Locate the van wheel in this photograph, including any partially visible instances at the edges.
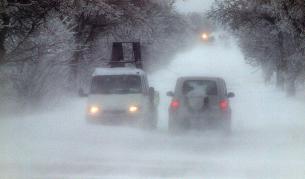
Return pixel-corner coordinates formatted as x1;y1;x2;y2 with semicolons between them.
143;112;157;130
143;119;157;130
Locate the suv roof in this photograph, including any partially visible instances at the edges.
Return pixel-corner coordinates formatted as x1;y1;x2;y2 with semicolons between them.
93;67;146;77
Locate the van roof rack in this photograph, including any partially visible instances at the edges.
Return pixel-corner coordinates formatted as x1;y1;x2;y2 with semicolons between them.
110;42;143;69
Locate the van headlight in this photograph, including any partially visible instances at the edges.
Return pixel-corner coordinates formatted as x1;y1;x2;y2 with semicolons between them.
128;105;139;113
88;105;101;115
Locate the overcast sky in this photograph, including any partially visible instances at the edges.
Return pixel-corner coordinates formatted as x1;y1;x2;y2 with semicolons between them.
175;0;215;13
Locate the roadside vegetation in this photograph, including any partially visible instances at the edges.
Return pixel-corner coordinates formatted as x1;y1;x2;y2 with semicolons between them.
209;0;305;96
0;0;212;113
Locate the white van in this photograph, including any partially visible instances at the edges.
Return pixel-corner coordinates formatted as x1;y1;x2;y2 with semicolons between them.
84;67;159;129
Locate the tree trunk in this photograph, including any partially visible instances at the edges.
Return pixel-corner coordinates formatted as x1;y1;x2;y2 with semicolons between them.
286;74;296;96
69;12;86;90
276;32;286;90
0;8;10;64
276;68;285;89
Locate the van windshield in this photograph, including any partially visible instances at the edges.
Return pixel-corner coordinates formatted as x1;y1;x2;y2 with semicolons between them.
90;75;142;94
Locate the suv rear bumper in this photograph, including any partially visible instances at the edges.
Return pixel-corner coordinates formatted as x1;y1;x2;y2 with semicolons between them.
169;110;231;129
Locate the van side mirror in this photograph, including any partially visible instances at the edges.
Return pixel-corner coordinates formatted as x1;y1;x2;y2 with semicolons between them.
166;91;174;97
227;92;235;98
78;89;88;97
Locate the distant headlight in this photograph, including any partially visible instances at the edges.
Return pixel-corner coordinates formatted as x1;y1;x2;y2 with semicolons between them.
88;106;101;115
201;33;209;40
128;105;139;113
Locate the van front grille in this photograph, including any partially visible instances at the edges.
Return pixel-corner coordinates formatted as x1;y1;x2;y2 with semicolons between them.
103;110;126;115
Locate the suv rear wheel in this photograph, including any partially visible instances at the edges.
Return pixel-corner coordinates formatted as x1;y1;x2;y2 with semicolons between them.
143;110;157;130
221;120;232;135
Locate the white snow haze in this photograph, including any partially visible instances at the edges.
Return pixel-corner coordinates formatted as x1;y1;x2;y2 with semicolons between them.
1;38;305;179
175;0;215;13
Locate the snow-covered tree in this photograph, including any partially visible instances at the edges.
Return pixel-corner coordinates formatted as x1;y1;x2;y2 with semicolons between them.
0;0;60;63
209;0;305;95
59;0;191;88
0;14;75;110
0;0;193;111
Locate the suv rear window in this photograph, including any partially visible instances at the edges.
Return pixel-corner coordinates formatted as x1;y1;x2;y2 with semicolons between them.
182;80;218;96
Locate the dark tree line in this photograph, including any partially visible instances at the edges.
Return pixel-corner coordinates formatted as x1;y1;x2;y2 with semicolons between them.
0;0;61;63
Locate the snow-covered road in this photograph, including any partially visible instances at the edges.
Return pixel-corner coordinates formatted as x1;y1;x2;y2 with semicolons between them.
1;43;305;179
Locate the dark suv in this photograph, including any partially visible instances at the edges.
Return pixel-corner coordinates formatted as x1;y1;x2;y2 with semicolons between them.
167;77;235;132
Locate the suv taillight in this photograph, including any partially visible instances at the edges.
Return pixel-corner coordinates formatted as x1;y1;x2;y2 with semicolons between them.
219;99;229;111
170;99;180;110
